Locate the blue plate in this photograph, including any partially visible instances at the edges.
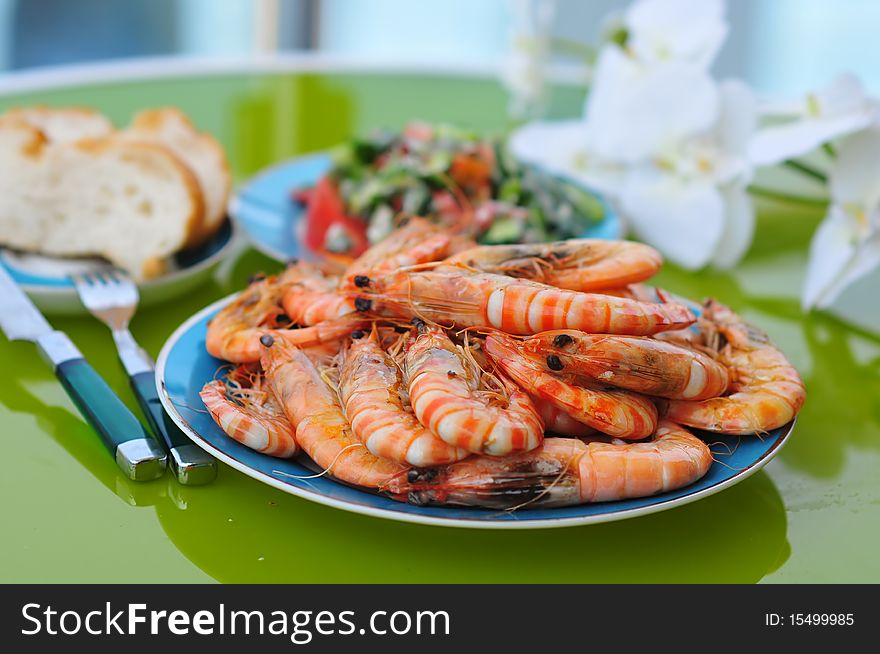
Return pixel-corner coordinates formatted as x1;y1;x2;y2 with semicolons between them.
1;219;236;315
230;153;624;263
156;296;795;529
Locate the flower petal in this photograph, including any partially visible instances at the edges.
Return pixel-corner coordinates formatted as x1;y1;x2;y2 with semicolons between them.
712;184;755;269
817;73;872;117
829;125;880;209
625;0;728;68
620;166;725;269
583;46;719;163
801;206;880;309
749;74;876;166
749;113;873;166
507;120;625;195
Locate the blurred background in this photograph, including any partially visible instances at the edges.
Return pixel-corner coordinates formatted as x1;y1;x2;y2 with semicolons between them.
1;0;880;95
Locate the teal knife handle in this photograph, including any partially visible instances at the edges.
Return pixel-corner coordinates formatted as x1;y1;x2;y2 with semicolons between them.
56;358;156;455
131;371;190;451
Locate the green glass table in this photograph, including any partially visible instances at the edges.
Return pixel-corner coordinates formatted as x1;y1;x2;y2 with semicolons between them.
1;61;878;583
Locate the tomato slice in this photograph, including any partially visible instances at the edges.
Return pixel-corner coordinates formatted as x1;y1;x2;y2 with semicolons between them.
303;176;369;256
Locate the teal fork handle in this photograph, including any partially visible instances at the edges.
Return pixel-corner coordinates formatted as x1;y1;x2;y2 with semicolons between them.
56;358;166;481
131;371;217;485
131;370;195;452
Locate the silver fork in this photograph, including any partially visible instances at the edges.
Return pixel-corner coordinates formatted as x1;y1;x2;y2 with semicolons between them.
73;270;217;485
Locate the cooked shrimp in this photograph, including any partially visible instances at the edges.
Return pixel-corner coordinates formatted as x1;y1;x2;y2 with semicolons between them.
261;340;410;491
405;322;543;456
664;300;806;434
286;290;354;326
200;366;298;457
353;268;695;336
405;421;712;508
443;239;663;292
522;330;729;401
276;259;351;326
338;329;469;466
535;399;598;437
485;331;658;439
206;275;289;362
343;217;451;283
208;304;364;363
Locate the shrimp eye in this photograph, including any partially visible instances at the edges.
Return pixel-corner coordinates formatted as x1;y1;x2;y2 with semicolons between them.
552;334;573;348
353;275;371;288
354;298;373;312
410;317;426;331
546;355;564;371
407;468;439;483
260;334;275;348
248;273;266;284
351;330;365;340
447;370;457;379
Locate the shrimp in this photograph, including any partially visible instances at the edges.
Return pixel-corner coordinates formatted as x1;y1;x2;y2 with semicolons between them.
280;260;353;326
521;330;729;401
285;289;354;326
485;331;658;439
352;267;695;336
261;339;410;491
205;263;366;363
343;217;452;284
208;307;364;363
535;399;598;437
405;421;712;508
663;300;806;434
443;239;663;292
206;275;288;362
338;329;470;466
200;366;298;457
405;322;544;456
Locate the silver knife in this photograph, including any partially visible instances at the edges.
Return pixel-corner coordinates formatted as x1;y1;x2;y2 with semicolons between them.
0;265;166;480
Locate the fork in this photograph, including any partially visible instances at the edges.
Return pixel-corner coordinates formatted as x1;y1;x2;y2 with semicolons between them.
73;270;217;485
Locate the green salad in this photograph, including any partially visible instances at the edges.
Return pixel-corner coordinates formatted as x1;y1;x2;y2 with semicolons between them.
296;123;606;257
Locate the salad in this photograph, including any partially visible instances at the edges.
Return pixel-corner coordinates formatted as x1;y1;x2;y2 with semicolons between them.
293;123;606;258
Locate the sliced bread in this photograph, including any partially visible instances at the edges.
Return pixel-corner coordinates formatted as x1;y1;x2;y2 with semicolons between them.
0;120;203;279
122;107;230;240
0;106;114;143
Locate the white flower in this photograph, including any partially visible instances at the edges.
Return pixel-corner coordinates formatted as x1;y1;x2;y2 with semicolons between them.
508;0;759;270
749;74;878;166
510;79;757;269
802;126;880;310
502;0;557;120
619;80;757;269
624;0;728;69
583;45;719;163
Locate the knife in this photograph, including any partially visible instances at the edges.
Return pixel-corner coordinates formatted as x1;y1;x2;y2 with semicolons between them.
0;266;166;481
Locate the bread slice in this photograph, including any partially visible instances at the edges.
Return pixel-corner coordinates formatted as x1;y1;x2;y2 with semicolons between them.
0;120;203;280
0;106;113;143
122;108;230;240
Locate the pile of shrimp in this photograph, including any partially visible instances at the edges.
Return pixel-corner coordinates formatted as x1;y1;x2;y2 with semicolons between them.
199;217;806;509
